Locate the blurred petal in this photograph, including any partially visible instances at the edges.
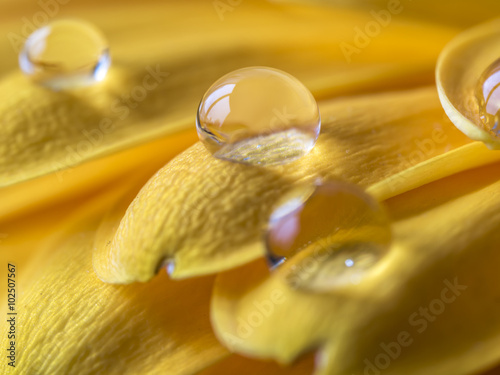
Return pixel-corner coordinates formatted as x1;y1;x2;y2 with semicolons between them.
0;129;197;224
483;365;500;375
93;86;500;284
272;0;500;27
211;162;500;375
196;353;314;375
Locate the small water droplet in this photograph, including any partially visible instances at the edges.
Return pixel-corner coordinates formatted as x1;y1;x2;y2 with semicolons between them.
266;178;391;291
19;19;110;90
196;67;321;166
475;58;500;137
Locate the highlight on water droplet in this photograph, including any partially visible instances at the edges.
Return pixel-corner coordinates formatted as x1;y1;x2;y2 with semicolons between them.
475;58;500;137
196;66;321;166
19;19;111;90
266;178;391;291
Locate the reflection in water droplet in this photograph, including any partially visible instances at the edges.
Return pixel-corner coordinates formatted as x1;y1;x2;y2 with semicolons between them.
196;67;321;166
345;259;354;267
285;242;387;291
476;58;500;137
266;178;391;291
19;19;110;90
166;260;175;276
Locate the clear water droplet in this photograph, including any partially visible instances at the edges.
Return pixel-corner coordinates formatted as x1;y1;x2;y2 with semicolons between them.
475;58;500;137
19;19;110;90
266;178;391;291
196;67;321;166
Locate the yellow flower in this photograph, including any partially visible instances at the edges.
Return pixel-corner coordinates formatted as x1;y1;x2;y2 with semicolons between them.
2;0;500;374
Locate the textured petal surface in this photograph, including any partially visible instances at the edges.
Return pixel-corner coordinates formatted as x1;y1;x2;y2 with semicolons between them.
211;162;500;375
3;1;500;374
0;0;455;186
94;87;500;283
0;182;228;375
0;114;208;374
0;129;198;225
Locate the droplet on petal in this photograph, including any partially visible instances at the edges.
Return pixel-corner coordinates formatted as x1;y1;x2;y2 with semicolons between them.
436;19;500;148
476;58;500;136
266;178;391;291
19;19;110;90
196;67;321;166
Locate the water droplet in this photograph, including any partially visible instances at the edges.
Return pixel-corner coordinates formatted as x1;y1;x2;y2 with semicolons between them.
266;178;391;291
196;67;321;166
19;19;110;90
476;58;500;137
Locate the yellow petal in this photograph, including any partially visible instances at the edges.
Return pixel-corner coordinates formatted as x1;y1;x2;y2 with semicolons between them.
368;141;500;200
436;19;500;148
93;86;500;284
0;184;228;375
211;162;500;375
0;128;198;225
0;0;454;186
273;0;500;28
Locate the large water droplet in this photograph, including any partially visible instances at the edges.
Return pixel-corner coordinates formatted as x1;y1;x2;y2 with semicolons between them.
19;19;110;90
196;67;321;166
476;58;500;137
266;178;391;291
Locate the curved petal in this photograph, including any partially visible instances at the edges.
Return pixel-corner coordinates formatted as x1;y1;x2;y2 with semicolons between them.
0;185;228;375
93;86;500;284
0;0;454;186
211;162;500;375
0;129;198;225
436;19;500;148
